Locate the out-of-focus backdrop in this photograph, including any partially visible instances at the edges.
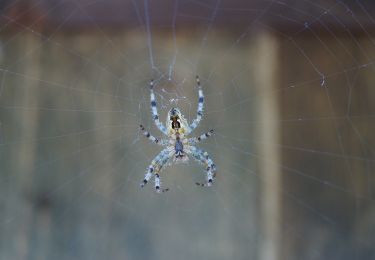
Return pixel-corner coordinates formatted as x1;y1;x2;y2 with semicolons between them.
0;0;374;260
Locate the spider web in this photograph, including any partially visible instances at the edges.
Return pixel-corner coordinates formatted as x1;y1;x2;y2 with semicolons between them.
0;0;374;259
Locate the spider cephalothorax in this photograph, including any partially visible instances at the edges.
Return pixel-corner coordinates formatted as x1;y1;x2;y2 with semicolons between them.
169;108;182;130
167;107;190;133
139;76;216;193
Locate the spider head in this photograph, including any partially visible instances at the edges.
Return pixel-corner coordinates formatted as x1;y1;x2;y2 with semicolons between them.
169;107;180;120
169;108;181;129
167;107;190;134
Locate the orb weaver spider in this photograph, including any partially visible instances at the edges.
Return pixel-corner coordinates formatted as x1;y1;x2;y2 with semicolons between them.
139;76;216;193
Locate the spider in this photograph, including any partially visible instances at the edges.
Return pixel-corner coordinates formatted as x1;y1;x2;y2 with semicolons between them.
139;76;216;193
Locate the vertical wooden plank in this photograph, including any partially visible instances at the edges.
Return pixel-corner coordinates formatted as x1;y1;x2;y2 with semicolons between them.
255;30;281;260
278;31;372;259
3;32;41;260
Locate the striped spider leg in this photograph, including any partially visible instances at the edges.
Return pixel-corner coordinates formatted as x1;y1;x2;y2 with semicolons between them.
186;75;204;135
140;147;174;193
139;124;168;146
185;146;217;187
149;79;168;136
187;129;214;145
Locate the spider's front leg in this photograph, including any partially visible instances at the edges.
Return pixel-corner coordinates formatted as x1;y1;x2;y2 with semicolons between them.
149;80;168;136
187;76;204;135
140;147;174;193
185;146;217;187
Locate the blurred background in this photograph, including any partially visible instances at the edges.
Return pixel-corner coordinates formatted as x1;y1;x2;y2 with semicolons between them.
0;0;374;259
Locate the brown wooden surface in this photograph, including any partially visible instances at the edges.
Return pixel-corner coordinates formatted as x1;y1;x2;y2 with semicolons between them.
279;33;375;260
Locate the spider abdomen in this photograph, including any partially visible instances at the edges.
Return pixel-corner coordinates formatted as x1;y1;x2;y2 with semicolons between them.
175;139;184;156
174;138;188;163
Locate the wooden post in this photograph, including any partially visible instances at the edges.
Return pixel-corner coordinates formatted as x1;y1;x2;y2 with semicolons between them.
6;32;41;259
255;30;281;260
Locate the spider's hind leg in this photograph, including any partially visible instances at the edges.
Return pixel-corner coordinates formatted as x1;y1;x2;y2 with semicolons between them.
155;173;169;193
195;164;216;187
186;146;216;187
140;148;173;193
